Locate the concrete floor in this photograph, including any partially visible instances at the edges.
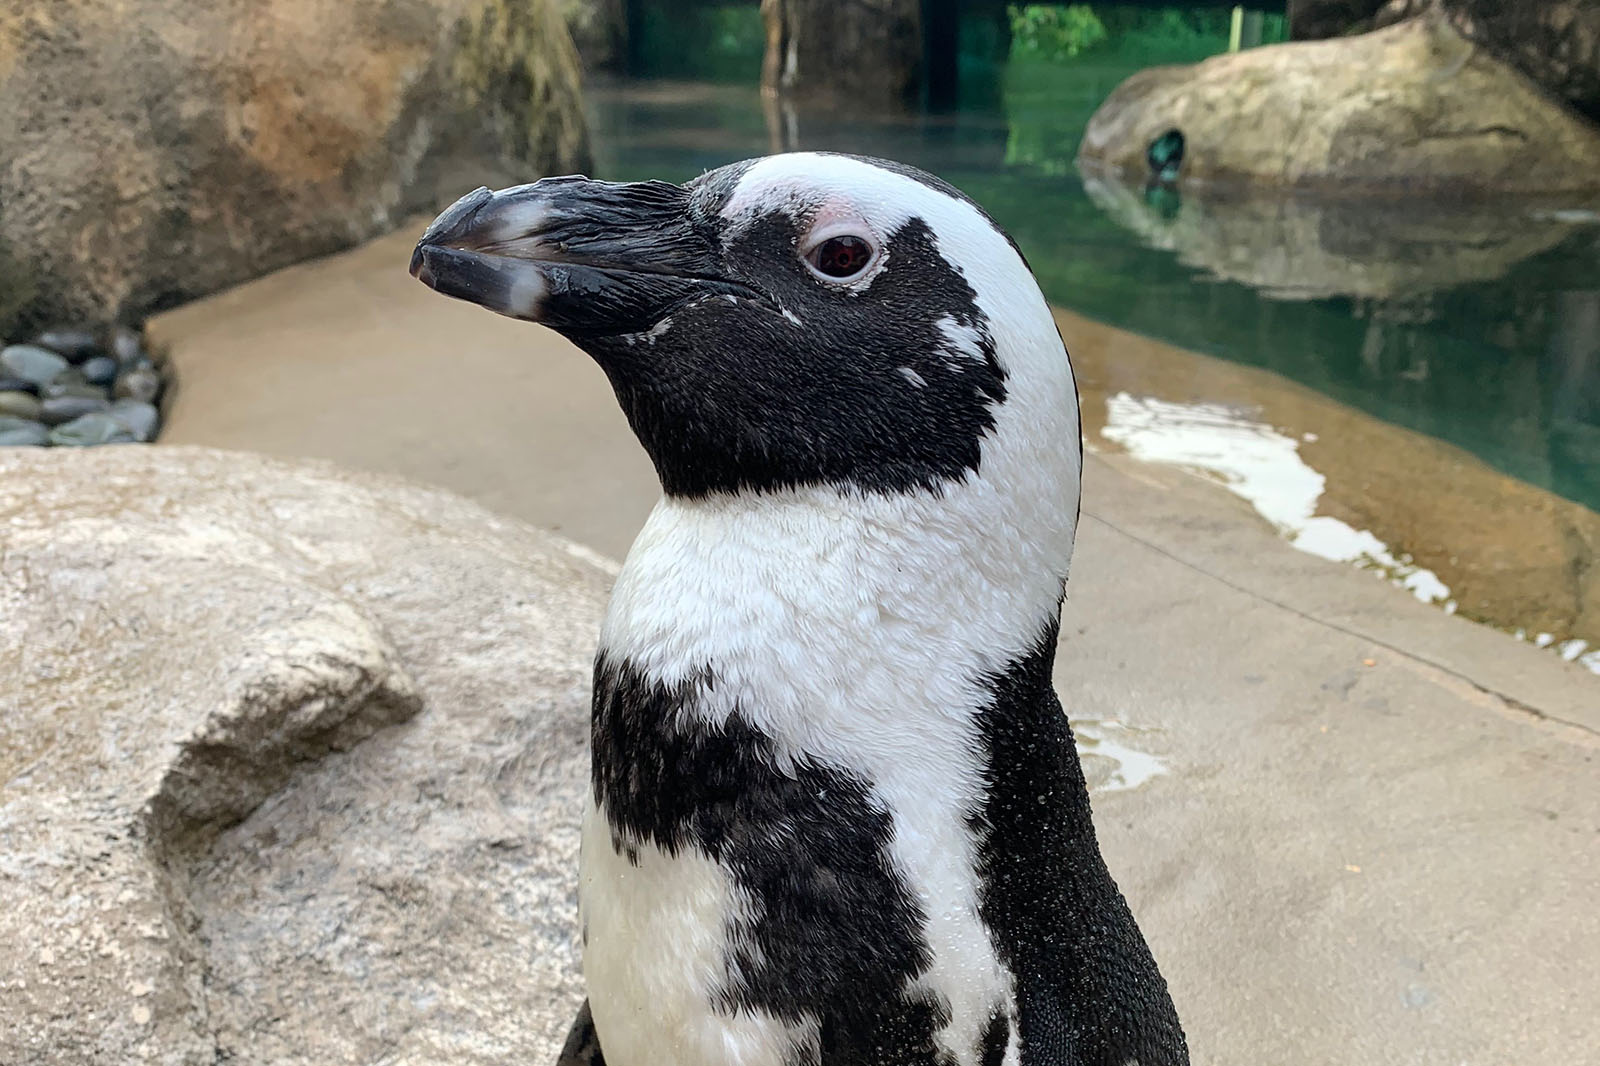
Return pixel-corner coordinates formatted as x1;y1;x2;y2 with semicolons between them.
152;223;1599;1065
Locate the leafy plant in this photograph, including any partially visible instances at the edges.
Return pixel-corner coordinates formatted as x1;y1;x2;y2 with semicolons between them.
1008;4;1110;61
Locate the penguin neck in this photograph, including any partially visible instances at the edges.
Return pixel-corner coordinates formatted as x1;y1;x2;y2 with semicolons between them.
600;479;1070;728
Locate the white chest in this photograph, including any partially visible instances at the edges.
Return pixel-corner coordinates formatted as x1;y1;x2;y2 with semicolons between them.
578;487;1063;1066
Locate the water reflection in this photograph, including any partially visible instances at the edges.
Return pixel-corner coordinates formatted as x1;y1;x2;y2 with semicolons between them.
1080;171;1590;304
586;76;1600;675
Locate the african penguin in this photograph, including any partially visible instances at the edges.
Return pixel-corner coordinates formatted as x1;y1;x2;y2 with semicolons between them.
410;152;1189;1066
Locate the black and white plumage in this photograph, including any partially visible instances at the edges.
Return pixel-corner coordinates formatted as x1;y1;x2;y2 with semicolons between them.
411;153;1188;1066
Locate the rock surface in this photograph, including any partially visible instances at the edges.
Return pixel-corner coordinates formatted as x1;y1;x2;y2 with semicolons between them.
0;0;590;336
0;447;611;1065
560;0;628;69
1078;14;1600;193
761;0;924;109
1443;0;1600;125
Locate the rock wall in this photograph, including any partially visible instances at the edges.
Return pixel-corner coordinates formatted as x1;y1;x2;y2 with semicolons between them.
761;0;923;109
1443;0;1600;125
1078;14;1600;194
0;447;611;1065
560;0;628;69
0;0;590;338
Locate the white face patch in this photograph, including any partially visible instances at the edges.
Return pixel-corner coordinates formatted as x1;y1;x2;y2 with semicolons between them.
482;190;552;244
935;315;988;369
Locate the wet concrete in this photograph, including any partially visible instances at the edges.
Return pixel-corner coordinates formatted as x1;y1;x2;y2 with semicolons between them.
150;221;1599;1065
1070;313;1600;671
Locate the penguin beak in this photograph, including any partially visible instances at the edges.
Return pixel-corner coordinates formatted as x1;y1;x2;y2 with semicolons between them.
409;177;759;336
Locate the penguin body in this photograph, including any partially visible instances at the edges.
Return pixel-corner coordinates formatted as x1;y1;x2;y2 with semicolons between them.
412;153;1188;1066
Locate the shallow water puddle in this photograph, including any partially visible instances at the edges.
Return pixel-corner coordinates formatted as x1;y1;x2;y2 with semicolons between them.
1100;392;1600;677
1072;718;1169;793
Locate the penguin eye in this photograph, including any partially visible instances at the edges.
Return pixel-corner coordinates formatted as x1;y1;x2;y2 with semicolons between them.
806;235;874;280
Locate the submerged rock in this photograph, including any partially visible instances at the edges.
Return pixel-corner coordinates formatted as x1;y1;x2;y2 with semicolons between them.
1078;15;1600;194
0;447;606;1065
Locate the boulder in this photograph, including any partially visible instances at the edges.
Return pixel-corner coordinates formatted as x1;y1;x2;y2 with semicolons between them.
1077;14;1600;194
0;0;590;339
0;447;613;1065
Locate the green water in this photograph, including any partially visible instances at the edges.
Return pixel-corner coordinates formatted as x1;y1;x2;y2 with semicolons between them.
585;57;1600;515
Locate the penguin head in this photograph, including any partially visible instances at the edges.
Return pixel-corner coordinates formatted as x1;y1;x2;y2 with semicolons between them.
411;152;1079;504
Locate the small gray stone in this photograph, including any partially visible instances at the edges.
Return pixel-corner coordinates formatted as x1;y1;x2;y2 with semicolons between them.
0;344;69;386
0;391;42;421
107;400;159;442
110;325;144;367
43;372;108;401
47;412;137;446
0;416;49;446
114;363;162;403
40;394;111;426
80;355;117;386
0;376;40;396
32;327;102;362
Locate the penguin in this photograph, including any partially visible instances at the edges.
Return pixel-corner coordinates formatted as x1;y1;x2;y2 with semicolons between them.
410;152;1189;1066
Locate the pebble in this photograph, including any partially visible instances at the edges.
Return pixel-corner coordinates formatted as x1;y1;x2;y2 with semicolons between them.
32;327;102;362
110;326;144;367
80;355;118;387
44;374;109;401
114;364;161;404
40;394;110;426
0;416;50;447
107;400;159;442
1;325;165;443
48;412;136;446
0;391;43;420
1;344;69;386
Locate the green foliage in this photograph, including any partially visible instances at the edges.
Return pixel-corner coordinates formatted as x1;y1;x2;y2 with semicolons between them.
1006;5;1288;66
1008;5;1109;61
633;2;765;82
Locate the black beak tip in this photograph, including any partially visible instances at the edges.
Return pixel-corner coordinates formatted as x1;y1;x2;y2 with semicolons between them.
408;243;433;286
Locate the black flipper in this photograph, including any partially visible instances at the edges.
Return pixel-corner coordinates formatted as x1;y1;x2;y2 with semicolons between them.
556;999;606;1066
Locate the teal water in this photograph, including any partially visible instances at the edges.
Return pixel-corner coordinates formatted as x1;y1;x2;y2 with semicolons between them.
585;69;1600;518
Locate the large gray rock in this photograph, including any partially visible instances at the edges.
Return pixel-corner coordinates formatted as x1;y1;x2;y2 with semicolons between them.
0;447;612;1065
0;0;590;339
1078;14;1600;193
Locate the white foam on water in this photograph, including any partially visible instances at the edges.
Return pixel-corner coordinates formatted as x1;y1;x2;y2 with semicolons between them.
1101;393;1451;604
1072;719;1168;793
